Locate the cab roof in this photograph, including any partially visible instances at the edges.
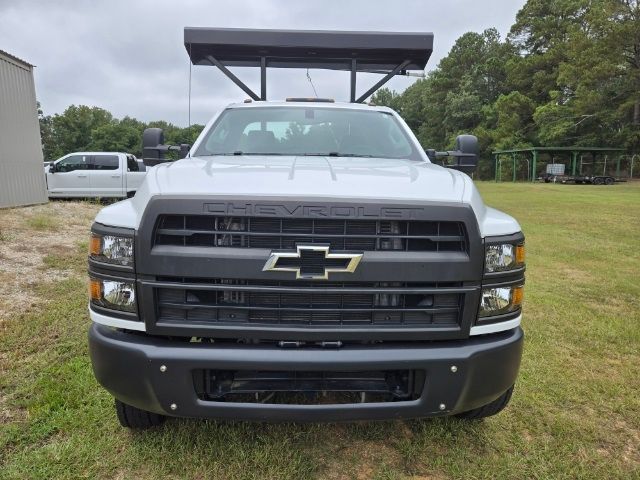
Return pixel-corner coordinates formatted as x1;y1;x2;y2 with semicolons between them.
224;100;394;112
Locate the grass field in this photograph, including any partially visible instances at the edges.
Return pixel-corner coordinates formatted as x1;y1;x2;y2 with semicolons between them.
1;182;639;479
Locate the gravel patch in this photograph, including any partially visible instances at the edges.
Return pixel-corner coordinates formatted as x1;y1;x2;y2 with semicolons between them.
0;201;101;322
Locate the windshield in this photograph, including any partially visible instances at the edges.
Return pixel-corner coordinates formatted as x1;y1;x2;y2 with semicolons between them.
194;106;420;159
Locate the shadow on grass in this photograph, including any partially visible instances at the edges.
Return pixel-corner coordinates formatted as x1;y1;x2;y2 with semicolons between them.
122;415;489;478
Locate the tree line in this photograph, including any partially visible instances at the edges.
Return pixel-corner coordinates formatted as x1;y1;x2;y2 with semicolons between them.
372;0;639;179
38;103;204;161
38;0;638;179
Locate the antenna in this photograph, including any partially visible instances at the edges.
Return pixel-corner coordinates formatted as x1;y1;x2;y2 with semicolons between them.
306;68;319;98
188;42;192;128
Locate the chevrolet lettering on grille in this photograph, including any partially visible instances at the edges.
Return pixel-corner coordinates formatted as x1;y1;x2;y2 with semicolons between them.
262;245;363;280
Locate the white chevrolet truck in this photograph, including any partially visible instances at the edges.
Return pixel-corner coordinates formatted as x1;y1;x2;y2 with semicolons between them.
87;28;525;428
46;152;146;198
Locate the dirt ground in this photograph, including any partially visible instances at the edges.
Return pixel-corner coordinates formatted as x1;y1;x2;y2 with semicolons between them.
0;200;100;322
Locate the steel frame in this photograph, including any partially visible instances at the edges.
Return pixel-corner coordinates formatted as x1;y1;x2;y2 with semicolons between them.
206;54;412;103
492;147;626;182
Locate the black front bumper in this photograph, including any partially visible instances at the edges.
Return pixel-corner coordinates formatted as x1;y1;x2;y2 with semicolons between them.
89;324;523;422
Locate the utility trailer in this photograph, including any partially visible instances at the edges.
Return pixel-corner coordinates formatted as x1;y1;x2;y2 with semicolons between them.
567;175;623;185
542;174;622;185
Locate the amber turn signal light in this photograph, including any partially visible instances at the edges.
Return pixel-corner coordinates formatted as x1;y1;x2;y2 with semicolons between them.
512;285;524;307
515;244;525;265
89;278;102;301
89;234;102;256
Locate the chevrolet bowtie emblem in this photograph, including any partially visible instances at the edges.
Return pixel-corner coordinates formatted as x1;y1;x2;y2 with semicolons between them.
262;245;363;280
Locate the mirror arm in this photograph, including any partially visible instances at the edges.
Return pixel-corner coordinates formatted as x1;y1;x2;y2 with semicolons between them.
430;134;479;174
142;143;191;167
434;151;476;158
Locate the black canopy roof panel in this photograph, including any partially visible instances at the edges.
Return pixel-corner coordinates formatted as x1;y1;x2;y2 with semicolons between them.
183;27;434;102
184;27;433;71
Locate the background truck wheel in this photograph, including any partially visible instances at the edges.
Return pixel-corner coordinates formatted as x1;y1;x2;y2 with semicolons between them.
456;385;514;420
115;399;166;429
604;177;614;185
593;177;604;185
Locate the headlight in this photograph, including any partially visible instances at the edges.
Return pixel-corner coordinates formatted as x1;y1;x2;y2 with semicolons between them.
90;278;137;313
90;233;134;267
479;285;523;318
485;243;525;273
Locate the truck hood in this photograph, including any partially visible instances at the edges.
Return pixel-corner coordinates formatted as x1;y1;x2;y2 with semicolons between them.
147;155;467;203
95;155;522;237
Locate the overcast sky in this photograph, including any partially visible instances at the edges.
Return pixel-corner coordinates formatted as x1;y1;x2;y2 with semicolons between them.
1;0;525;126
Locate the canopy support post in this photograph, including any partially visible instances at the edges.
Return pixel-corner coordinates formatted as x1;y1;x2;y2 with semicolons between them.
260;56;267;100
350;59;357;103
206;55;260;101
355;59;411;103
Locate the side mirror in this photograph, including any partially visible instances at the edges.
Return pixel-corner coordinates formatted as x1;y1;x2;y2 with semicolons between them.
432;135;479;175
449;135;478;174
142;128;166;167
142;128;191;167
49;163;56;173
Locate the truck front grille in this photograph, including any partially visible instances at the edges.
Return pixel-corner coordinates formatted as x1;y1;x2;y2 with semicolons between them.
136;199;484;340
153;278;465;327
193;369;425;404
154;215;467;252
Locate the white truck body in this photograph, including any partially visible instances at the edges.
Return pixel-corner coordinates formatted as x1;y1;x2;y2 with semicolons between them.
46;152;146;198
94;102;522;336
96;102;520;238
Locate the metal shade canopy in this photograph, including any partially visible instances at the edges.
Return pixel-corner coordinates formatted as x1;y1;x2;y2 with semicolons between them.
184;27;433;102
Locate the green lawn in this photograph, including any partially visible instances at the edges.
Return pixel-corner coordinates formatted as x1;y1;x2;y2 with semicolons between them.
1;183;639;479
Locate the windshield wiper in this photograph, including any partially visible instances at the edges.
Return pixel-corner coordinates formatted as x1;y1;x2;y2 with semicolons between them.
198;152;240;156
328;152;375;158
201;152;376;158
201;151;289;156
299;153;375;158
233;151;289;156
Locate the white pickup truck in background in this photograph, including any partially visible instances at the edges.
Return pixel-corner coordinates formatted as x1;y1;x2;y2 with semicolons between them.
45;152;147;198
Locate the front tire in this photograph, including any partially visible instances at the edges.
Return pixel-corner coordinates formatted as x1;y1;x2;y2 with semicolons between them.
456;385;514;420
115;399;166;429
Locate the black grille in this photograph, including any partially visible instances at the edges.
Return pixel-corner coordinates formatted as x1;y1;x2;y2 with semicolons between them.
154;215;467;252
153;278;465;327
193;369;424;403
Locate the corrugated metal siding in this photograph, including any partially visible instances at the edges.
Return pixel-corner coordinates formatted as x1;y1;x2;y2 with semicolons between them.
0;51;47;208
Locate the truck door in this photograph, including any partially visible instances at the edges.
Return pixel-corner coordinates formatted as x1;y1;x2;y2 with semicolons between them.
124;154;146;194
46;154;92;197
89;154;123;197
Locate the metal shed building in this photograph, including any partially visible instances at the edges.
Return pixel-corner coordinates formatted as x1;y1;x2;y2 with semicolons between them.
0;49;47;208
